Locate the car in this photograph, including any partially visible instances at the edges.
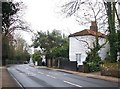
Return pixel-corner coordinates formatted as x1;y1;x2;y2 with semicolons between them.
23;61;28;64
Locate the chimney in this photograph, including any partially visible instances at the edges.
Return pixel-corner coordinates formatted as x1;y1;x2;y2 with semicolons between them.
90;21;97;32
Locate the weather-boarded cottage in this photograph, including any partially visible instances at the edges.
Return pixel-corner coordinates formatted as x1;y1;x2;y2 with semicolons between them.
69;21;109;67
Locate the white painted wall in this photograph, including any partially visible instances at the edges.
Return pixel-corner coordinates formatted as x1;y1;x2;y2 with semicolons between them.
98;38;110;60
118;2;120;20
69;35;109;65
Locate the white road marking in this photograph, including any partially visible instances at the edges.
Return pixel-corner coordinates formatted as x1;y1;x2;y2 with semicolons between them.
46;75;56;79
38;72;44;74
27;72;36;76
63;81;82;87
63;73;68;75
26;68;29;69
32;73;36;76
46;75;50;76
8;71;24;89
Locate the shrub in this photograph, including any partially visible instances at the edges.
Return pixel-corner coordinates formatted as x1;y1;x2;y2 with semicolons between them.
83;61;100;72
88;62;100;72
85;42;101;72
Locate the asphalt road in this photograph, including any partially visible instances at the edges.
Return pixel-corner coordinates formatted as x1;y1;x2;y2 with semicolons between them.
7;64;119;88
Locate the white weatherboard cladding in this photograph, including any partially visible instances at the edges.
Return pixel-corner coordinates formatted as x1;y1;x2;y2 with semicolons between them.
69;35;109;65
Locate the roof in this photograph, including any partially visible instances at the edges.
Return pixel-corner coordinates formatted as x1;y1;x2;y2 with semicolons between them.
69;29;106;38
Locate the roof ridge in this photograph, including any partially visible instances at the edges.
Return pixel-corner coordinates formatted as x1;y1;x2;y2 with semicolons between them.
69;29;105;38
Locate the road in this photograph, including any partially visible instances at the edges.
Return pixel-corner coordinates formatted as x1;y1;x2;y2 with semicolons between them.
7;64;118;88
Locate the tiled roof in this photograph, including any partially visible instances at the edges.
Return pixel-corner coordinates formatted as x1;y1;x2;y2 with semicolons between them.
69;29;106;38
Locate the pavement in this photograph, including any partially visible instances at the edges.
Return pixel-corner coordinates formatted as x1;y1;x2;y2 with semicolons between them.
0;65;119;88
34;66;120;83
0;66;21;88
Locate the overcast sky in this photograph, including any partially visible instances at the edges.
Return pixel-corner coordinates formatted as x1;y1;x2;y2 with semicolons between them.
15;0;87;45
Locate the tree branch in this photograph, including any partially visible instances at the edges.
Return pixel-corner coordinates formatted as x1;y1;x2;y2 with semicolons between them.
74;36;91;49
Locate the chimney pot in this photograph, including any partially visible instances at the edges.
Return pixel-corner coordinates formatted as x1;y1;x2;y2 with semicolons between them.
90;21;97;32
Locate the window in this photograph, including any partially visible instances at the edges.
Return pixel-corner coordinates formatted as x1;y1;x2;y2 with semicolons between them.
76;54;81;63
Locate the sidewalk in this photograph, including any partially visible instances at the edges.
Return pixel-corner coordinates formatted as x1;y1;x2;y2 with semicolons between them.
0;66;20;88
34;66;120;83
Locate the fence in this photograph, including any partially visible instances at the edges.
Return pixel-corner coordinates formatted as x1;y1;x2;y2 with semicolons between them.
46;58;77;71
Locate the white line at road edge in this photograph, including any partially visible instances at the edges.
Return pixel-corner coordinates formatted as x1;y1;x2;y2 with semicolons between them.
46;75;56;79
64;81;82;87
7;69;24;89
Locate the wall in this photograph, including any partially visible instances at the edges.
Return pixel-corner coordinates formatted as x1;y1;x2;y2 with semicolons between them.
118;3;120;21
46;59;77;71
69;36;95;65
98;39;110;60
59;60;77;71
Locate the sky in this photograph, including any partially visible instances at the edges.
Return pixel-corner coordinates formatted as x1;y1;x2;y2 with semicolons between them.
15;0;87;45
13;0;120;54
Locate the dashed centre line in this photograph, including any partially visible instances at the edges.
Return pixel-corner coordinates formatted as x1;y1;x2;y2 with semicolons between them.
64;81;82;87
26;68;29;70
46;74;56;79
38;71;56;79
38;72;44;74
27;72;36;76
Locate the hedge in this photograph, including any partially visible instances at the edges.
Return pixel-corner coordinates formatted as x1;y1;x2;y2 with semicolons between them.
100;63;120;78
83;62;100;73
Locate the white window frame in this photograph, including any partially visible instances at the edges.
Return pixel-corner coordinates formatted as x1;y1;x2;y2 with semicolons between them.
76;53;81;64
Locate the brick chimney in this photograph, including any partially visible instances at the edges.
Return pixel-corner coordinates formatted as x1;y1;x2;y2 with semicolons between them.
90;21;97;32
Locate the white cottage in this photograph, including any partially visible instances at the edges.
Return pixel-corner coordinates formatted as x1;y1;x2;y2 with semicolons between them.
69;21;109;66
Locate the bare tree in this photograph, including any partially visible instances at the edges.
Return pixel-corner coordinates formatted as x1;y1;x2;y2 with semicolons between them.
2;1;32;36
2;1;32;65
61;0;110;64
61;0;107;32
61;0;108;51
